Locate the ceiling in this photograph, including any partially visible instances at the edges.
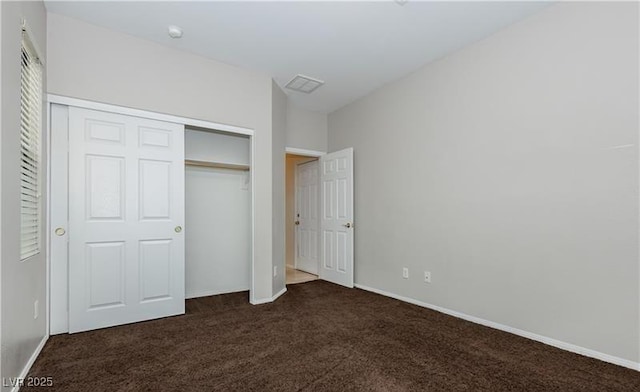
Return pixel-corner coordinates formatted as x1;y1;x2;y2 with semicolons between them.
44;1;551;114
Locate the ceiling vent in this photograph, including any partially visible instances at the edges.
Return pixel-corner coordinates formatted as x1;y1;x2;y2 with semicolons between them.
285;74;325;94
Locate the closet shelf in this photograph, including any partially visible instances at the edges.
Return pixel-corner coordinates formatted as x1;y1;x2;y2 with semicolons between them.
185;159;250;171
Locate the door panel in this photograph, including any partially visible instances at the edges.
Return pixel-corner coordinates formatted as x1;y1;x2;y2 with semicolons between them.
86;155;125;220
68;107;185;333
323;180;333;219
139;239;172;301
319;148;354;288
85;119;124;144
295;160;319;275
139;160;171;219
139;127;172;148
336;232;348;273
86;241;125;309
323;230;333;269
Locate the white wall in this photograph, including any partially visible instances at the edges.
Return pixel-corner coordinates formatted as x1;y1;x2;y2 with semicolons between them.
329;2;639;364
272;81;287;296
185;128;250;165
1;1;47;388
47;13;274;302
185;166;251;298
286;101;328;153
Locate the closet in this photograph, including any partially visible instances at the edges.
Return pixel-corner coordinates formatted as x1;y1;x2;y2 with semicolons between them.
49;98;254;334
184;128;251;298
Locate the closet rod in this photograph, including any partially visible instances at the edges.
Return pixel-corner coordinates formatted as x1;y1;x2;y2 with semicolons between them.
185;159;250;171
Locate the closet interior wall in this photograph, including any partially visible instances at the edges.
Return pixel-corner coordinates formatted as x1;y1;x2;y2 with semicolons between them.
185;128;251;298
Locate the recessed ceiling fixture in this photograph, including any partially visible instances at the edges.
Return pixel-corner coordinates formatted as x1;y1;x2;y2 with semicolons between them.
167;25;183;39
285;74;325;94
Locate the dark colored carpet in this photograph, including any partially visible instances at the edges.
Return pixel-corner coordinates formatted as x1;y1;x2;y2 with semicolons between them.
25;280;640;391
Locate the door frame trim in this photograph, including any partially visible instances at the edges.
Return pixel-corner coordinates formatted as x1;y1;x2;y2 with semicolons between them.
47;95;256;334
285;147;325;157
48;95;254;136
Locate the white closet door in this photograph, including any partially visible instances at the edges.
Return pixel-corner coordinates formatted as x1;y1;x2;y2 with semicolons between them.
68;107;185;333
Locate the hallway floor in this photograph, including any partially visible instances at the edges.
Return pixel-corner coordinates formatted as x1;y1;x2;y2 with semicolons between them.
285;266;317;285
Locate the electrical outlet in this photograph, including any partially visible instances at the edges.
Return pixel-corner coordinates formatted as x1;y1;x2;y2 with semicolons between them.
34;300;39;319
424;271;431;283
402;267;409;279
273;266;278;277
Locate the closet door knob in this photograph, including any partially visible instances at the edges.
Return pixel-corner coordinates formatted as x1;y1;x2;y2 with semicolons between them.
294;221;300;225
175;226;183;233
54;227;66;236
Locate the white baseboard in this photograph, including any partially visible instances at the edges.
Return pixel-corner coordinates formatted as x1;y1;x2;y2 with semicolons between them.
250;297;270;305
354;283;640;372
11;334;49;392
186;287;249;300
250;287;287;305
272;287;287;301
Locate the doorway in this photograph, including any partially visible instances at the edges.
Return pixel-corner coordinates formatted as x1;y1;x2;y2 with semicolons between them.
315;148;354;287
285;153;319;284
285;148;355;288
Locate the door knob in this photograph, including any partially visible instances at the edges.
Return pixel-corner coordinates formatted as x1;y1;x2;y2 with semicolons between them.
343;222;352;228
54;227;66;236
175;226;183;233
294;221;300;226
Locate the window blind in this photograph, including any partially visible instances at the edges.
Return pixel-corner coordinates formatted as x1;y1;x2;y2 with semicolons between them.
20;30;43;261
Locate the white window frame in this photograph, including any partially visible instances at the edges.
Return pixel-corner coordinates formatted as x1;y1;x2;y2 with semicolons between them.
20;23;44;261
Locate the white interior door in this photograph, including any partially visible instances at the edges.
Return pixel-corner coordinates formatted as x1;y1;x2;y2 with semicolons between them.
68;107;185;333
295;160;319;275
319;148;354;287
